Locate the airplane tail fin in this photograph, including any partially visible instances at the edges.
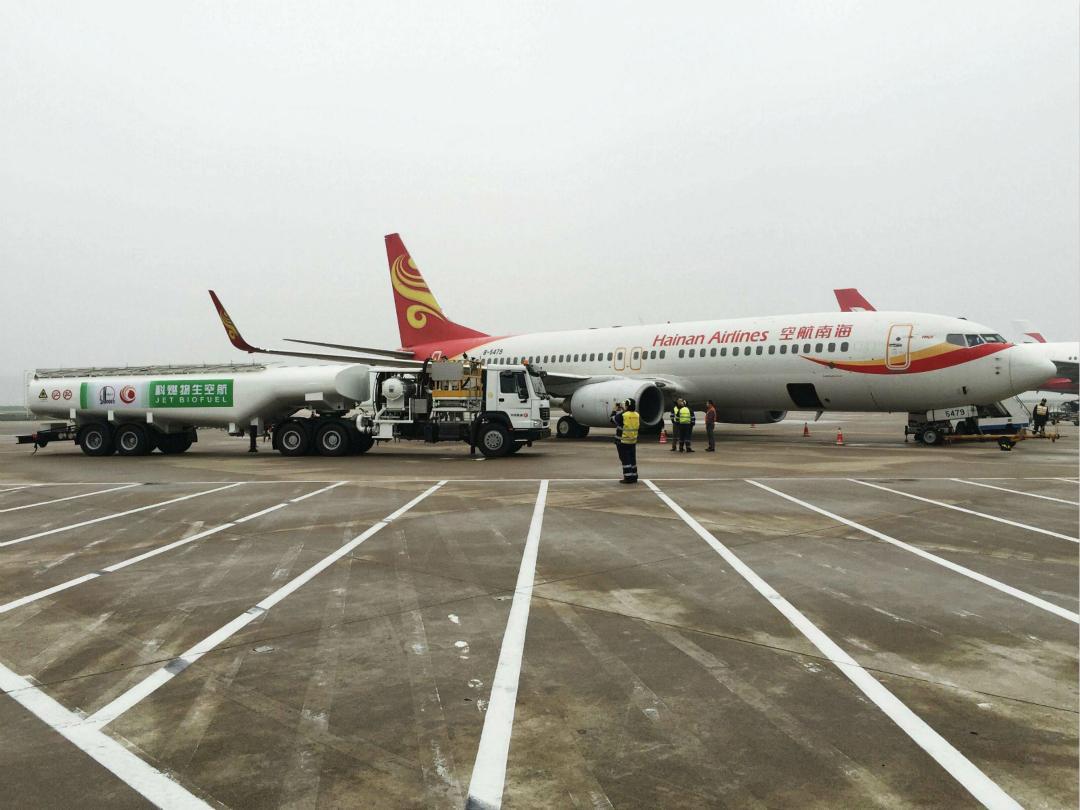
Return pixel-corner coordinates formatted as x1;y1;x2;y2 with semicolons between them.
1012;319;1047;343
834;288;876;312
385;234;488;349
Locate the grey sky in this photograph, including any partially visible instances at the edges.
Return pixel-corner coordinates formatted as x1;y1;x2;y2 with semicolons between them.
2;2;1077;403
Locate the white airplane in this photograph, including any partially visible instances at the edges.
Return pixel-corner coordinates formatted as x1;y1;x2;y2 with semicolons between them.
212;235;1056;439
834;289;1078;396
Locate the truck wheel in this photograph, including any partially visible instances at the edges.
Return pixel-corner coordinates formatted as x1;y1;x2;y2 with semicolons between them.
276;421;310;457
116;424;152;456
921;427;942;446
350;431;374;454
478;424;511;457
158;433;193;454
78;423;115;456
557;416;576;439
315;421;350;457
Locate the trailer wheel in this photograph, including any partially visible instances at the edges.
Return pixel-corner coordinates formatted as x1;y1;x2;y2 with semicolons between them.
350;431;374;454
116;424;152;456
315;421;350;457
78;423;115;456
276;421;311;457
920;427;942;446
158;433;193;454
478;423;511;458
997;438;1014;451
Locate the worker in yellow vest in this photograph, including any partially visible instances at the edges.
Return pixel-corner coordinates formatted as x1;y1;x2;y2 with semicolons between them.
610;398;640;483
1032;398;1050;435
674;398;695;452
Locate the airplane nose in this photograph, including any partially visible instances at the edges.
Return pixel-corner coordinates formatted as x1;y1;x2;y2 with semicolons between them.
1008;345;1056;392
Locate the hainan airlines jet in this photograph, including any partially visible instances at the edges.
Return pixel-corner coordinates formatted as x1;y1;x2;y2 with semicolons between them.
835;289;1078;396
210;235;1055;439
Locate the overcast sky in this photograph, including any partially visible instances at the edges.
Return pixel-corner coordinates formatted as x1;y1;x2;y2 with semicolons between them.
2;2;1077;402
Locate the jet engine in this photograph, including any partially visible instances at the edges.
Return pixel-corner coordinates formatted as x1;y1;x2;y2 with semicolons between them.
714;408;787;424
567;380;664;427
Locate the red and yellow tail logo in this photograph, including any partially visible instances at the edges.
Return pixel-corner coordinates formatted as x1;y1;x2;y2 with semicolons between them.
385;234;489;350
390;252;447;330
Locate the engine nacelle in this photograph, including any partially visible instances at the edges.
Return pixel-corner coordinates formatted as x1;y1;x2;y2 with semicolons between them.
568;380;664;427
715;409;787;424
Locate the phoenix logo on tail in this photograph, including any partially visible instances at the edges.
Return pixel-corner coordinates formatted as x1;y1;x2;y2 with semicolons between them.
385;234;489;350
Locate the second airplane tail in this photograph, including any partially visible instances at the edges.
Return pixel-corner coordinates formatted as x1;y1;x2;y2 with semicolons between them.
834;288;876;312
385;233;488;349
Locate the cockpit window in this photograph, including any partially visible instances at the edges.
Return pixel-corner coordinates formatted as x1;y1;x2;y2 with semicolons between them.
979;333;1006;344
946;334;966;347
965;334;985;347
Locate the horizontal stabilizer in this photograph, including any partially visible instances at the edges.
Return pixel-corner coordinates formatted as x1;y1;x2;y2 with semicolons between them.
284;339;415;359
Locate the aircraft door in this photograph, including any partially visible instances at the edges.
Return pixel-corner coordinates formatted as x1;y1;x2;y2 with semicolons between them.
886;324;913;370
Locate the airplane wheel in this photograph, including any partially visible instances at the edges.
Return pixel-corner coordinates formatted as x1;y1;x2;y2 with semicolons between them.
116;424;152;456
557;416;576;439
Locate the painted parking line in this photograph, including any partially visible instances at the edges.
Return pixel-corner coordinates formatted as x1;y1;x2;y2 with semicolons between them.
646;480;1022;810
747;481;1078;623
0;485;35;495
950;478;1080;506
87;481;446;728
466;480;549;810
0;483;244;548
0;482;347;615
0;660;211;809
851;480;1080;544
0;483;141;514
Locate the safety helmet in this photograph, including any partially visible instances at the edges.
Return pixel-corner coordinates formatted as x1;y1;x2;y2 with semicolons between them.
623;397;636;411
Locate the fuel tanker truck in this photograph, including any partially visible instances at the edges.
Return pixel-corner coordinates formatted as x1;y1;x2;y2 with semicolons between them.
18;359;550;458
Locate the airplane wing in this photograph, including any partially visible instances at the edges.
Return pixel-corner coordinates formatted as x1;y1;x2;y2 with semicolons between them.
209;291;425;367
538;370;687;400
284;338;415;359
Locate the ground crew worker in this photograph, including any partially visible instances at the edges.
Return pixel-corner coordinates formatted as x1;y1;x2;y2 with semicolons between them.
675;398;695;452
705;399;717;451
610;398;640;483
1032;398;1050;435
669;401;680;451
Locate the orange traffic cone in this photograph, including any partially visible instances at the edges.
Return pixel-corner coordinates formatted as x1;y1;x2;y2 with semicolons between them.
802;422;810;437
836;427;845;446
659;429;667;445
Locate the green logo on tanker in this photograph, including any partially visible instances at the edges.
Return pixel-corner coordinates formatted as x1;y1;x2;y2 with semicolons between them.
148;379;233;408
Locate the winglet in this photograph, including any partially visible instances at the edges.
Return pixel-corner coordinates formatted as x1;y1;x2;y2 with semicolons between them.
833;288;876;312
209;290;262;353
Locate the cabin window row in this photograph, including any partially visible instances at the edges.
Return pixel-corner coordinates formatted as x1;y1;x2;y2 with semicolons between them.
488;349;669;365
678;342;849;358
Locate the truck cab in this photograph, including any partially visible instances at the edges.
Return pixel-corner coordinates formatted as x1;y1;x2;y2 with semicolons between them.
359;360;550;457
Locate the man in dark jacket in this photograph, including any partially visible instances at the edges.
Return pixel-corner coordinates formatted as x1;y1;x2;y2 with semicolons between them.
610;398;640;483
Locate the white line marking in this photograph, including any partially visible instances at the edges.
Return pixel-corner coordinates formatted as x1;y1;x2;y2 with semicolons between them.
645;480;1021;810
851;480;1079;543
747;481;1078;623
950;478;1080;506
0;485;34;495
1053;478;1079;484
0;483;244;547
88;481;446;727
288;481;346;503
0;482;347;615
0;483;141;514
233;503;286;523
0;660;211;808
466;480;548;810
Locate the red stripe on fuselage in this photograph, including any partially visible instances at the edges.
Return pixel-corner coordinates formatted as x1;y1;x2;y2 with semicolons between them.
802;342;1011;374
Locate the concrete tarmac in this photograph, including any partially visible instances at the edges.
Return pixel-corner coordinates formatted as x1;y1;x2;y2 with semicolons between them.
0;412;1076;808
